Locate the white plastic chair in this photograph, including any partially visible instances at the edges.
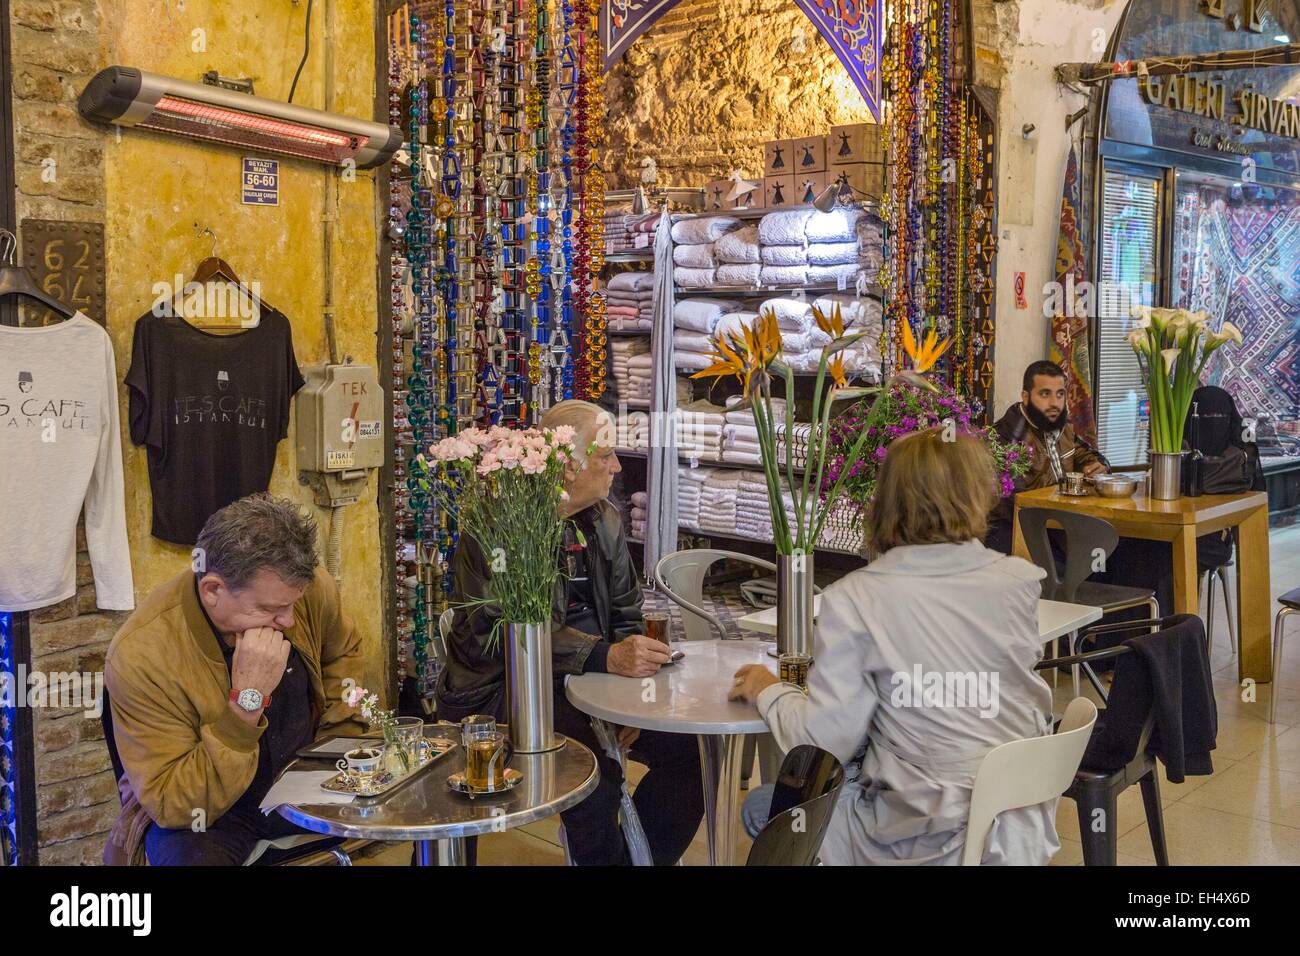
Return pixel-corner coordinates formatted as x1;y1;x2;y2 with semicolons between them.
961;697;1099;866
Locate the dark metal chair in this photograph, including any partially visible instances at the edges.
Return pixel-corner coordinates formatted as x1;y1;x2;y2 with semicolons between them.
1274;587;1299;724
1035;614;1211;866
745;745;845;866
1019;507;1160;697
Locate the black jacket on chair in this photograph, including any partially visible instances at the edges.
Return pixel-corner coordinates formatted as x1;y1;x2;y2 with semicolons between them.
1081;615;1217;783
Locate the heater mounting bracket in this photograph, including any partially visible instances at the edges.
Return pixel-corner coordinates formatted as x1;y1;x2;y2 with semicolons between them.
202;71;256;95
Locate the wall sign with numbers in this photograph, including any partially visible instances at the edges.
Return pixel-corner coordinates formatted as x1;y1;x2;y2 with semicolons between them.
19;220;106;327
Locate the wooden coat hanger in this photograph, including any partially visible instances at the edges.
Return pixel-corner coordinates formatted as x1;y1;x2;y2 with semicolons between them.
179;227;268;331
0;229;76;323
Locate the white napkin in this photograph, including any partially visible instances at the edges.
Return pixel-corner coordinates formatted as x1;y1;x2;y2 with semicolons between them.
258;771;357;815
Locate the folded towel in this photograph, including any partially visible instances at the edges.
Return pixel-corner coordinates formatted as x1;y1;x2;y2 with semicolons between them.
760;265;808;287
714;225;760;264
856;215;885;249
805;207;864;244
674;350;715;371
671;216;741;245
716;263;762;287
607;271;655;292
760;244;810;267
724;423;760;443
714;310;759;343
807;263;869;287
758;209;814;247
807;241;865;267
673;243;716;269
607;292;654;307
759;298;813;331
674;298;739;334
628;352;653;369
780;327;834;352
703;470;744;487
674;267;717;289
678;400;728;426
673;330;715;352
812;294;878;330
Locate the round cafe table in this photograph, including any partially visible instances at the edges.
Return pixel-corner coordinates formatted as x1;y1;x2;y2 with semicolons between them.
565;639;771;866
277;726;598;865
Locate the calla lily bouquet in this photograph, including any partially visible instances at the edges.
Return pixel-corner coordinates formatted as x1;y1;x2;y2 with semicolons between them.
1127;307;1242;453
417;425;577;648
693;303;886;554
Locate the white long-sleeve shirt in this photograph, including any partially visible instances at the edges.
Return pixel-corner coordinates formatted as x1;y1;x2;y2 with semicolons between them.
0;314;134;612
755;540;1058;865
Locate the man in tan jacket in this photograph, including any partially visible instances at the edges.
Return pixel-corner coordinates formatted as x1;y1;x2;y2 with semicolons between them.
104;494;365;865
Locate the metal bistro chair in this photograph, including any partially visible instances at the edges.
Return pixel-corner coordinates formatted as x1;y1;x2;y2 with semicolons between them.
745;745;845;866
654;549;825;789
1273;587;1299;724
1018;508;1160;698
1034;614;1211;866
963;697;1097;865
1200;557;1239;661
100;688;362;866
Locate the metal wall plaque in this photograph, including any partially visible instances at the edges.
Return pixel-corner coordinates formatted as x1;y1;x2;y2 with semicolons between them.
19;220;106;327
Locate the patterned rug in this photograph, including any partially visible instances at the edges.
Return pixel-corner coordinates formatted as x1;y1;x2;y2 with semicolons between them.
1174;184;1299;429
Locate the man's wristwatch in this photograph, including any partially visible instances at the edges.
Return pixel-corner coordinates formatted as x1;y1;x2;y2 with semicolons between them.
230;688;269;712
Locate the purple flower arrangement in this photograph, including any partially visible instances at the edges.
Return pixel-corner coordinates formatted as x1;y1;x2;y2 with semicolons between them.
821;379;1032;527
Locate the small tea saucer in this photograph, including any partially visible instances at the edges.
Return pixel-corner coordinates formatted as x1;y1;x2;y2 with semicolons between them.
447;768;524;797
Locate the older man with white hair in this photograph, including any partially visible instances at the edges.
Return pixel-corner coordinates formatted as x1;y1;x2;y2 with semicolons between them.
436;400;703;865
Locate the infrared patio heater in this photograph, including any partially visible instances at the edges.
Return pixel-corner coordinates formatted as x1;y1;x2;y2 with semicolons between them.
78;67;402;169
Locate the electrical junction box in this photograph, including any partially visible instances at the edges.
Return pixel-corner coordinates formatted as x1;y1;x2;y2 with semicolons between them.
295;363;385;473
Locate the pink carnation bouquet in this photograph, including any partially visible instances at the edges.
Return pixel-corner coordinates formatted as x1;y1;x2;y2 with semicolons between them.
417;425;576;648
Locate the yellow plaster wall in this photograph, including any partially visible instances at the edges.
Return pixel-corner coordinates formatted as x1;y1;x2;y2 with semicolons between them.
100;0;387;692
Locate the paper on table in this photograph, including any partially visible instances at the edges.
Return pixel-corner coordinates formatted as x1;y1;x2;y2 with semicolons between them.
258;771;356;815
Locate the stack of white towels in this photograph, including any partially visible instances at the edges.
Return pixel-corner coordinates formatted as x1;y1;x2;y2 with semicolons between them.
735;472;812;542
712;224;762;287
698;469;742;534
722;396;787;466
757;293;884;380
672;297;740;371
611;337;652;401
756;207;884;289
629;490;648;541
606;271;655;330
677;465;710;530
816;499;864;553
669;216;741;289
676;400;727;462
617;410;649;451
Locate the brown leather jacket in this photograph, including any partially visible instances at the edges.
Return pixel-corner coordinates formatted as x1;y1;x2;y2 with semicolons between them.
990;403;1106;526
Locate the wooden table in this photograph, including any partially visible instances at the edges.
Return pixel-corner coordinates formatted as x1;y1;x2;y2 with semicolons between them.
1011;486;1272;683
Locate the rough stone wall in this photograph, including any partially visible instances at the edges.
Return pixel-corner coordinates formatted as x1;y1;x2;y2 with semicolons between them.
7;0;121;867
601;0;875;190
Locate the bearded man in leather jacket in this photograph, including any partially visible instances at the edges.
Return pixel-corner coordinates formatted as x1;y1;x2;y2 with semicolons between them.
985;360;1109;554
436;400;703;865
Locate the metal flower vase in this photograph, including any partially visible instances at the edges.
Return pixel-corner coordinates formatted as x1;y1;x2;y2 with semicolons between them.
1149;451;1183;501
505;621;562;753
776;552;815;658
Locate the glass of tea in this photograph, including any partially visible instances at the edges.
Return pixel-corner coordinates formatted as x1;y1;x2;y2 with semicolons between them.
779;653;812;693
461;715;512;792
644;611;671;647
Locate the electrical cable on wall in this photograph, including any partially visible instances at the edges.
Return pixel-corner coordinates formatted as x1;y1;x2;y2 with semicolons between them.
288;0;315;103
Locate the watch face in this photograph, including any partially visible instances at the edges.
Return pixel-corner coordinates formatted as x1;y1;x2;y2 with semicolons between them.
236;688;264;712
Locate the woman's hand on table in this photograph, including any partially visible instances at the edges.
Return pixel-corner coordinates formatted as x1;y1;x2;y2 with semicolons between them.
616;725;641;750
607;635;671;677
728;664;779;704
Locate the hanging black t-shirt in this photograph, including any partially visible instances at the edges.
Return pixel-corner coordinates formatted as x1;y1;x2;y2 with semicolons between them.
125;307;305;544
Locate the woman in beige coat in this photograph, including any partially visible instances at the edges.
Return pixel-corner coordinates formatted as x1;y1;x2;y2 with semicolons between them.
731;429;1060;865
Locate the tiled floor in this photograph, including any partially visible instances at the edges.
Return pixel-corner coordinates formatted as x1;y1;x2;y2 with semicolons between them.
358;524;1300;867
1050;522;1300;866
